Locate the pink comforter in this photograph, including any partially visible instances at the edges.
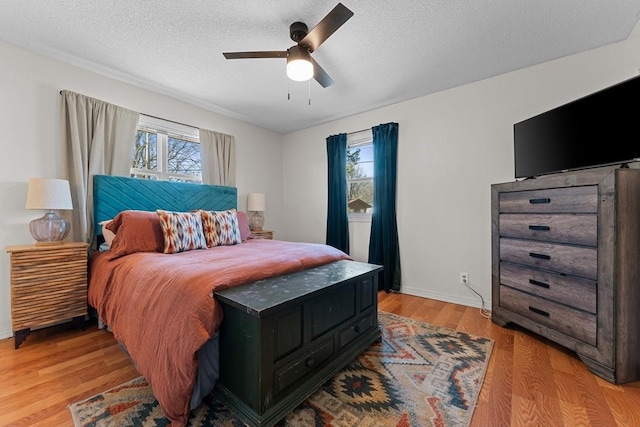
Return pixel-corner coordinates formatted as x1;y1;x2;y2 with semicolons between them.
88;239;351;426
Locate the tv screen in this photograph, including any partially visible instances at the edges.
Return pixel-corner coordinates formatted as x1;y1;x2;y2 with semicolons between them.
514;75;640;179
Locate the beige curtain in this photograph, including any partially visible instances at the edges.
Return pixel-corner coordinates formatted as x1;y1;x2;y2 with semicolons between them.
200;129;236;186
61;90;140;242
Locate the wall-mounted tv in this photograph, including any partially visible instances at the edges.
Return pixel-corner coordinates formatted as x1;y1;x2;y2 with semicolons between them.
513;75;640;179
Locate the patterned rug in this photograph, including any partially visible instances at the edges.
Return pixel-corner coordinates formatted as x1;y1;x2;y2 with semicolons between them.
69;311;493;427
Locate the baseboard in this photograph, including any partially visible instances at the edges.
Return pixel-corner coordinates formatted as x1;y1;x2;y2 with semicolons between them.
0;326;12;340
397;285;492;310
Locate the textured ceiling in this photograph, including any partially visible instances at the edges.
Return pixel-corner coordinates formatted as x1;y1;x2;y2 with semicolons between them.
1;1;639;134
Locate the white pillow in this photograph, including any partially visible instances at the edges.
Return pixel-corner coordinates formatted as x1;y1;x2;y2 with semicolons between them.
100;219;116;247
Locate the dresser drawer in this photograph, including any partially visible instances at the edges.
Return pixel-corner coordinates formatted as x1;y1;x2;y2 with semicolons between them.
499;214;597;246
274;337;334;394
500;262;596;313
499;186;598;214
338;310;376;350
500;237;597;280
500;286;596;346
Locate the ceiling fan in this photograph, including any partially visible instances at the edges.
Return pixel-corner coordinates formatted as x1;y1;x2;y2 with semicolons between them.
222;3;354;88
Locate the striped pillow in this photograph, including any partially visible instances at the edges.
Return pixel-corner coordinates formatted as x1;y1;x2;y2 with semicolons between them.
200;209;242;247
156;210;208;254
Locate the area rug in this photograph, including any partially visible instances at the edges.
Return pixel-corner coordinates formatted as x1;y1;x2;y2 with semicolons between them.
69;311;493;427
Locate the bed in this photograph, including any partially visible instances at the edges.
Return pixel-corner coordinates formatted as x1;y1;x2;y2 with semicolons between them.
87;175;379;427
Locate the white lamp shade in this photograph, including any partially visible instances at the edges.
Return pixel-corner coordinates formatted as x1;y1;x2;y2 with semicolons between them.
25;178;73;210
287;59;314;81
247;193;266;212
286;45;314;82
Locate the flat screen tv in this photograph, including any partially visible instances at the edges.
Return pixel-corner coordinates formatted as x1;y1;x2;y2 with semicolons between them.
513;75;640;179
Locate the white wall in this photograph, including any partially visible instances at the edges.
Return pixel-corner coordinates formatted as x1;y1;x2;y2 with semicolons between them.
282;21;640;309
0;40;284;339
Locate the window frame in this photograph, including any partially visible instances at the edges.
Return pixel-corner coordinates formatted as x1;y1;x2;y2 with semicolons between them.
130;115;202;183
347;130;374;222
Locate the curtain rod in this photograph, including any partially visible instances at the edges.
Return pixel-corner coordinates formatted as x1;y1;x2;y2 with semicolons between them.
59;90;198;130
347;127;371;135
140;113;197;130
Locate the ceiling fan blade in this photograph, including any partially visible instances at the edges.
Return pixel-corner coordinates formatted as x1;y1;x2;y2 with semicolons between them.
299;3;354;52
223;51;287;59
310;57;335;88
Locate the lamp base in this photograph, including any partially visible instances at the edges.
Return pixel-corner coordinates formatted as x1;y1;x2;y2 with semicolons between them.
250;212;264;231
29;211;70;244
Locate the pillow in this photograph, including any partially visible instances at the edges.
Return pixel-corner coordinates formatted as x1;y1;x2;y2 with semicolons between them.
200;209;242;247
105;210;165;260
157;210;208;254
99;219;115;247
236;211;251;242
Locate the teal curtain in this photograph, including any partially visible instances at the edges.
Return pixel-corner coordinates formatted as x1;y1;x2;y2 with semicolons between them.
326;133;349;253
368;122;401;292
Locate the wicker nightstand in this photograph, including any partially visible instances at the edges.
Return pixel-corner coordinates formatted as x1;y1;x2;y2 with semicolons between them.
250;229;274;240
7;242;89;349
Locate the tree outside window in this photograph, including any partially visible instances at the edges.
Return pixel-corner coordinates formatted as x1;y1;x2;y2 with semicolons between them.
131;128;202;183
347;138;373;217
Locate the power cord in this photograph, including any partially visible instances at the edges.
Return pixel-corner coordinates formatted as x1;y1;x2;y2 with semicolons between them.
463;281;491;319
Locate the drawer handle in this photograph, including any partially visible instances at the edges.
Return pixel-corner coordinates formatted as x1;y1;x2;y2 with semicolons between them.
354;325;361;333
529;279;550;289
529;198;551;204
528;225;550;231
529;252;551;260
528;306;550;317
306;358;315;368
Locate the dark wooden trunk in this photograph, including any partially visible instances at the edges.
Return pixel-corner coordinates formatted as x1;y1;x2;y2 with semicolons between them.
214;260;382;427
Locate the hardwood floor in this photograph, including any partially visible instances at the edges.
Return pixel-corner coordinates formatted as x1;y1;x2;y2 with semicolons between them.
1;292;639;426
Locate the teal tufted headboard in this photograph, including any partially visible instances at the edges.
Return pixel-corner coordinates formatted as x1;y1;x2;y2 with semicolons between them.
93;175;237;235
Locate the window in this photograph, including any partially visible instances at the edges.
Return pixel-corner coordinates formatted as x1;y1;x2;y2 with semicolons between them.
131;115;202;183
347;130;373;221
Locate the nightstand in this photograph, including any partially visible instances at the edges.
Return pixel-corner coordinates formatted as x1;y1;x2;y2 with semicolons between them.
7;242;89;349
250;229;274;239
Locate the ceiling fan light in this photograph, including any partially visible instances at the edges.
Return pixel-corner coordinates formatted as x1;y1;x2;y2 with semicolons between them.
287;58;314;81
287;46;314;82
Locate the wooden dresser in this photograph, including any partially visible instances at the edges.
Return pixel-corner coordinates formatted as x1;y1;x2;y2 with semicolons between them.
214;260;382;427
491;168;640;384
7;242;89;349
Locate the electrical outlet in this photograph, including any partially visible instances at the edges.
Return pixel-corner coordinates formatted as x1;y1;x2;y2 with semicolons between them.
459;272;469;285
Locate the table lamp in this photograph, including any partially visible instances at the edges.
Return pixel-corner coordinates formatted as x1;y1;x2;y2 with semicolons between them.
247;192;266;231
25;178;73;245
